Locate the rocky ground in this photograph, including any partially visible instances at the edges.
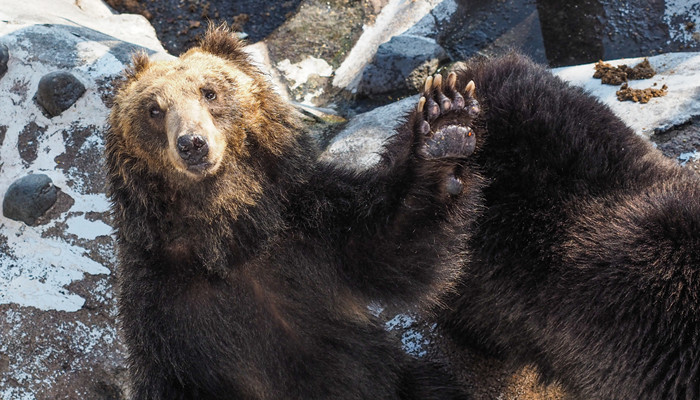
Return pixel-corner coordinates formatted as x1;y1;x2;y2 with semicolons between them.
1;0;699;399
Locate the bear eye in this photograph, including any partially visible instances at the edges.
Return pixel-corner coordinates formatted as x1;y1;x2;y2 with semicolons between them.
202;88;217;101
149;106;163;119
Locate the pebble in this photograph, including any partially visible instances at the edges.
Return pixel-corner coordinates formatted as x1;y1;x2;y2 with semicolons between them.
3;174;59;226
35;71;86;117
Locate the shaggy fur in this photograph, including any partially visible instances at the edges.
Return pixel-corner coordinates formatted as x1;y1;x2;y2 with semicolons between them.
107;26;480;399
437;54;700;399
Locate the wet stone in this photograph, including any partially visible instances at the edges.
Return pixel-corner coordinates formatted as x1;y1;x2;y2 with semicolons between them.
3;174;59;226
357;35;448;96
0;44;8;79
36;71;86;117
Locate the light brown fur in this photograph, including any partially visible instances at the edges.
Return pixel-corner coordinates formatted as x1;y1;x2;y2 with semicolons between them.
108;44;301;221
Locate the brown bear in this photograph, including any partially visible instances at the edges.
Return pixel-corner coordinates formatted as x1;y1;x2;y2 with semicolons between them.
106;25;482;399
433;54;700;399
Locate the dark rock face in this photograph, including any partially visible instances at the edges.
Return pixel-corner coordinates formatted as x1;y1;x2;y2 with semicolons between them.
358;35;447;96
439;0;547;65
536;0;605;66
539;0;700;65
105;0;304;55
36;71;86;117
441;0;700;68
3;174;59;226
0;44;8;79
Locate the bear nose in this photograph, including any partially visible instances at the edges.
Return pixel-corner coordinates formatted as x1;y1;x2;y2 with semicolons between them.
177;134;209;165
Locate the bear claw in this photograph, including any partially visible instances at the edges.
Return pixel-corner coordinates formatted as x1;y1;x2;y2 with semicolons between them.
416;72;479;160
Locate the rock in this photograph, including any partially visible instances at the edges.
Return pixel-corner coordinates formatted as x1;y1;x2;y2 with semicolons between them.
332;0;443;92
2;174;58;226
265;0;376;103
435;0;700;68
319;95;417;169
438;0;548;65
17;122;47;166
652;115;700;175
403;0;457;39
357;35;447;96
0;43;8;79
0;0;165;53
35;71;86;117
599;1;700;63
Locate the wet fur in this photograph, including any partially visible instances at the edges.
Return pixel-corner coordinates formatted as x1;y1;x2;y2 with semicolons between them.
107;26;479;399
437;54;700;399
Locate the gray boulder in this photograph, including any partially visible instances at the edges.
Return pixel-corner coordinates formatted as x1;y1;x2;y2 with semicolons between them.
357;35;447;96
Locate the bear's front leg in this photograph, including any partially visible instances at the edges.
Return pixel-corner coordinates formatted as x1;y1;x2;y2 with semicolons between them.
322;72;485;306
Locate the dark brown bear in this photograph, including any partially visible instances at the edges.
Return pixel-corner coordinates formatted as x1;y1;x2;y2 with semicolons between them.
434;54;700;399
106;25;481;399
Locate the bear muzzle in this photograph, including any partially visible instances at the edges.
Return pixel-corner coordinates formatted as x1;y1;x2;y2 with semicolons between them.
177;134;211;171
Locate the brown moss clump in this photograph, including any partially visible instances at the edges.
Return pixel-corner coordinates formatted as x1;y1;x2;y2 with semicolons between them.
593;58;656;85
616;82;668;103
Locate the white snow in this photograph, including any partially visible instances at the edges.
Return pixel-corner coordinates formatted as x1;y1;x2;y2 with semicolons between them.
276;56;333;90
679;150;700;166
64;215;112;240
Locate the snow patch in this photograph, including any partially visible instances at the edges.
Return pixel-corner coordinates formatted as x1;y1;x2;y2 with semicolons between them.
679;150;700;165
553;52;700;137
65;215;112;240
277;56;333;90
0;226;110;311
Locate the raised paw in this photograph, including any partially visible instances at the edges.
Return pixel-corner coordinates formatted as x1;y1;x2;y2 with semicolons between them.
415;72;480;160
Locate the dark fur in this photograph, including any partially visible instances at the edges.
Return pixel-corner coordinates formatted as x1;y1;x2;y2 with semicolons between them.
107;26;479;399
437;54;700;399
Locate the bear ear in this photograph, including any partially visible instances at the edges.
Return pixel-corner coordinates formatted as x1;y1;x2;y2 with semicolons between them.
198;23;249;63
124;52;151;81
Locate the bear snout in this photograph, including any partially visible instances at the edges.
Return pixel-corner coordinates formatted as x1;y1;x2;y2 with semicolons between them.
177;134;210;165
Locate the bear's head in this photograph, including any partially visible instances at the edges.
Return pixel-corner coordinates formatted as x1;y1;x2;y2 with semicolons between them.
107;26;298;187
